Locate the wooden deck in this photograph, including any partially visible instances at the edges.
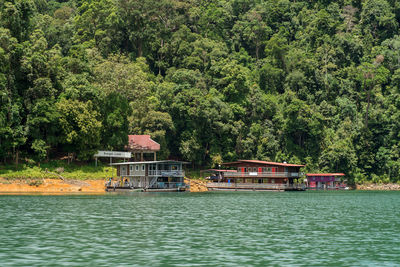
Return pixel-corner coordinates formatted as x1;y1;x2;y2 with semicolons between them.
206;182;306;191
105;186;188;192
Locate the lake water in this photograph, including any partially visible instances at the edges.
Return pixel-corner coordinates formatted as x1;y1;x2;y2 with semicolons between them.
0;191;399;266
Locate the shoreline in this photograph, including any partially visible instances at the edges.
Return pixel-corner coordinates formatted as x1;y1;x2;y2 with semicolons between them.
1;178;400;194
0;178;106;194
0;178;210;194
356;183;400;191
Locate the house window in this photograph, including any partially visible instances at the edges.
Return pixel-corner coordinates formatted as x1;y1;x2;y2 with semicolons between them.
142;165;145;171
135;165;139;171
130;165;133;172
271;179;275;184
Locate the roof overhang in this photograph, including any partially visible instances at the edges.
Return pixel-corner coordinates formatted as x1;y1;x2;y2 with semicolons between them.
202;169;238;173
222;160;305;167
110;160;190;166
306;173;345;177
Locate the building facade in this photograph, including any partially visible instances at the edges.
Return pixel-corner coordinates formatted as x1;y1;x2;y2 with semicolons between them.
108;160;188;192
306;173;347;190
206;160;306;191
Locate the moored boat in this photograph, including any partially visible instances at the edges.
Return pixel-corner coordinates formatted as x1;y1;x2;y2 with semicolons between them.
205;160;306;191
107;160;189;192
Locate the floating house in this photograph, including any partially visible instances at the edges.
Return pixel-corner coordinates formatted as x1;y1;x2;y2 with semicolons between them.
107;160;188;192
306;173;347;190
206;160;306;191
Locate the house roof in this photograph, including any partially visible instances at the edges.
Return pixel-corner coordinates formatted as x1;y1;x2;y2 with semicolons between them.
222;160;305;167
204;169;238;173
127;135;160;151
110;160;189;166
306;173;345;177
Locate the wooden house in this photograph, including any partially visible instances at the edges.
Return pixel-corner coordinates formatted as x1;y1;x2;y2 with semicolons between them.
206;160;306;191
306;173;347;190
107;160;188;192
126;135;160;161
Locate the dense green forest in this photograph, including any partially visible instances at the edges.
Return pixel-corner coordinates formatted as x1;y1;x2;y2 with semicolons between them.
1;0;400;183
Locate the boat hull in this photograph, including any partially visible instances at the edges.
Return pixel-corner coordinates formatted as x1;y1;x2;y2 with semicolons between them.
206;182;306;192
105;186;187;192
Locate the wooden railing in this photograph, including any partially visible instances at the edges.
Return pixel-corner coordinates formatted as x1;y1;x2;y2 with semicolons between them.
106;181;187;189
223;172;300;178
153;182;187;189
147;170;185;177
206;182;306;190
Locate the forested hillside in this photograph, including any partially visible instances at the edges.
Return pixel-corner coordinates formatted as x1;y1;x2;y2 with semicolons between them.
1;0;400;183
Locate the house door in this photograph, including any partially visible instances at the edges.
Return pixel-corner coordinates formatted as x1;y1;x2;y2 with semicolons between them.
258;167;262;173
121;166;127;176
241;167;245;173
272;168;276;175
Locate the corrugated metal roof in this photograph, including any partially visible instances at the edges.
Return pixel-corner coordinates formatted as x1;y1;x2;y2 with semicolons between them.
222;160;305;167
205;169;238;172
306;173;345;176
127;135;160;151
110;160;189;166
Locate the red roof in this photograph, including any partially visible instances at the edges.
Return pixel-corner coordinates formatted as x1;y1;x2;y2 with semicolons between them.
127;135;160;151
206;169;238;172
306;173;345;177
222;160;305;167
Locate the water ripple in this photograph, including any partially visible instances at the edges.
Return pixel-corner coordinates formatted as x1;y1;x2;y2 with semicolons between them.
0;191;399;266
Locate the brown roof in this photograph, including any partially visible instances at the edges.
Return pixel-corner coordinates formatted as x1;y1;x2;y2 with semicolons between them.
306;173;345;177
127;135;160;151
222;160;305;167
205;169;238;172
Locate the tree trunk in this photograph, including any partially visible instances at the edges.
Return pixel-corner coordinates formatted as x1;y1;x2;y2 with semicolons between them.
365;86;372;128
255;44;259;61
15;149;19;168
137;40;143;57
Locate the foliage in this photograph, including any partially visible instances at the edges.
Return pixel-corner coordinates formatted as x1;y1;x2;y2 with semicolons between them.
0;0;400;183
0;161;114;180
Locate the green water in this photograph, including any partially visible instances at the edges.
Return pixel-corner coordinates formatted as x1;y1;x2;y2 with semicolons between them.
0;191;399;266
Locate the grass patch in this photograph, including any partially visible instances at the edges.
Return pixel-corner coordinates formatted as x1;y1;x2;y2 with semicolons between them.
28;179;44;187
0;161;115;180
185;168;205;180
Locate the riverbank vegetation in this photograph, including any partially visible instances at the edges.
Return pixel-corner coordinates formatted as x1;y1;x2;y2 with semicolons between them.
1;0;400;183
0;161;114;180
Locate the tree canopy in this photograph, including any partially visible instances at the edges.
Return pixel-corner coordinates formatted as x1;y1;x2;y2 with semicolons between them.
1;0;400;183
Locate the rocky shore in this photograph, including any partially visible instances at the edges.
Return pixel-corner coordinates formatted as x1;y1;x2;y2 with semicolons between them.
0;178;209;193
2;177;399;193
0;178;106;193
185;178;208;192
356;183;400;191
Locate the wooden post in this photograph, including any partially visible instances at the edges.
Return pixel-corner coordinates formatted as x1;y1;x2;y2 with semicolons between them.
141;152;143;161
15;149;19;168
95;157;98;167
153;151;156;161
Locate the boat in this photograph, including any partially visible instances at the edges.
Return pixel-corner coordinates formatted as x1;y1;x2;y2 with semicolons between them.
106;160;189;192
205;160;306;192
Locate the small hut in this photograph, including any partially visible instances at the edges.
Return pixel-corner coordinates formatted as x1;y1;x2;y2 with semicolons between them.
126;135;160;161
